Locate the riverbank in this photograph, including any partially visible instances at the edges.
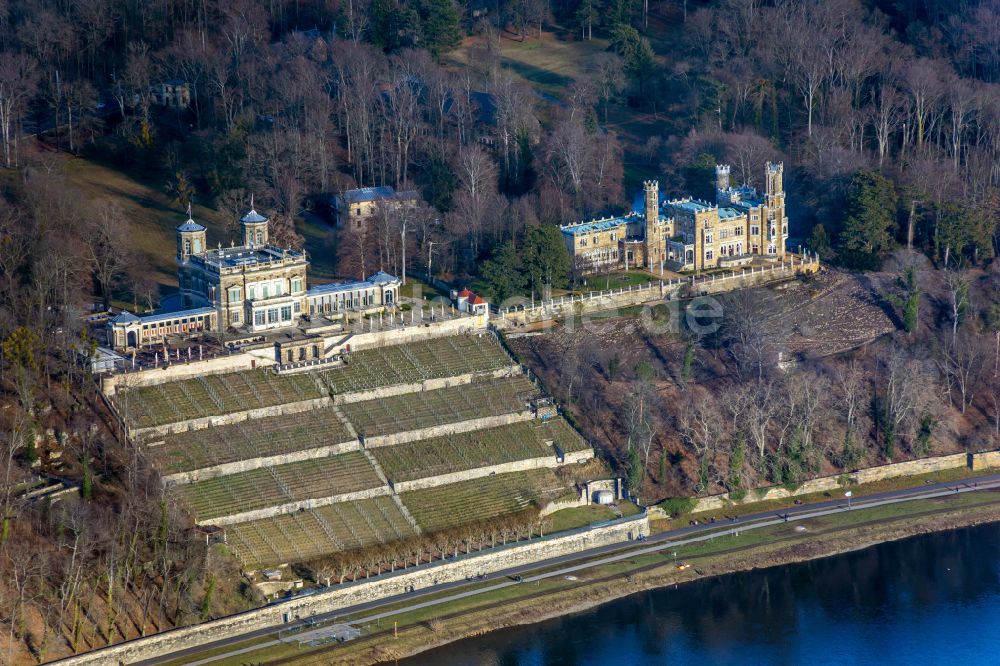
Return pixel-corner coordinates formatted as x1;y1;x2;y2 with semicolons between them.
177;488;1000;665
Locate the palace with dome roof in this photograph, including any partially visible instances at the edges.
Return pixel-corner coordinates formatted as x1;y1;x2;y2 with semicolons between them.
107;204;399;351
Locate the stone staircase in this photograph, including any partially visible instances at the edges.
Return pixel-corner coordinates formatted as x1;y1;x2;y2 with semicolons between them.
360;446;421;534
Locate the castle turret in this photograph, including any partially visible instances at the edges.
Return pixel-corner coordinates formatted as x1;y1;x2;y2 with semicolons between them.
644;180;661;271
765;161;783;196
241;195;269;247
764;162;786;259
176;203;207;263
715;164;730;194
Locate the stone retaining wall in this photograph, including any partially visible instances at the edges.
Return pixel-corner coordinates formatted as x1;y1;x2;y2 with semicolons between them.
969;450;1000;471
101;315;490;395
391;448;594;493
54;514;648;666
363;411;534;448
136;396;332;439
688;452;970;513
161;439;362;485
198;485;392;526
332;366;521;405
498;257;820;326
345;313;489;352
102;347;277;395
540;493;587;516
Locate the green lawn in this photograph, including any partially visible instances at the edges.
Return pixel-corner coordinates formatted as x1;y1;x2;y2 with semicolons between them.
575;270;657;292
62;156;230;288
544;501;640;532
400;277;449;300
62;156;338;290
449;30;609;102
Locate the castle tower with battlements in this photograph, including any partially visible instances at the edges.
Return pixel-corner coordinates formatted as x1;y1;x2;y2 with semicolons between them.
561;163;791;274
644;180;663;271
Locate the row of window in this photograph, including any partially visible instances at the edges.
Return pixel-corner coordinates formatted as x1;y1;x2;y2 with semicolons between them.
137;316;209;340
253;305;295;327
140;314;208;331
706;224;780;244
309;289;377;311
226;277;304;303
581;249;619;263
311;299;361;314
705;243;782;262
577;232;618;248
283;345;322;363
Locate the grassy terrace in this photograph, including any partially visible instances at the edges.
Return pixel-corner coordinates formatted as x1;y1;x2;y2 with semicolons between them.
342;375;538;437
533;418;592;453
401;469;566;533
373;419;587;484
118;369;323;429
178;451;382;520
178;452;383;521
153;408;353;474
321;334;512;394
225;496;418;569
118;334;511;429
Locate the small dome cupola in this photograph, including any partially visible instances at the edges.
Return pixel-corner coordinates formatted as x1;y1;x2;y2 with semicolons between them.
176;202;207;262
241;194;269;247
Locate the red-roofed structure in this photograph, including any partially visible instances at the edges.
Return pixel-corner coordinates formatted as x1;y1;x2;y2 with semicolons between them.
451;288;490;318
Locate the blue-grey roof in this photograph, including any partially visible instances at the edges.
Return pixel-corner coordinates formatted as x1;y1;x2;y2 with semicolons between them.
110;311;140;324
342;186;420;205
718;207;744;219
344;186;395;204
177;220;206;233
308;280;375;296
241;209;268;224
137;307;215;325
366;271;399;285
561;217;630;236
671;201;712;213
733;199;764;212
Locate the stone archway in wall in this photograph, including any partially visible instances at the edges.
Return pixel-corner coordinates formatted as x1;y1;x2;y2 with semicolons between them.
127;330;137;348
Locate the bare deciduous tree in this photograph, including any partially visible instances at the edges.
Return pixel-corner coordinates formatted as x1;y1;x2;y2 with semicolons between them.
84;202;132;309
0;53;38;168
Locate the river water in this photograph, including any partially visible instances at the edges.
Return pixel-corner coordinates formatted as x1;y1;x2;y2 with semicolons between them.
401;523;1000;665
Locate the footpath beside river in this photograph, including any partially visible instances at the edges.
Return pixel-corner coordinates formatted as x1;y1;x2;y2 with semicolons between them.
158;479;1000;666
407;518;1000;665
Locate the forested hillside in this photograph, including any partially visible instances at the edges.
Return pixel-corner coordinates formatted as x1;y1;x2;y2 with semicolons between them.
1;0;1000;661
1;1;998;292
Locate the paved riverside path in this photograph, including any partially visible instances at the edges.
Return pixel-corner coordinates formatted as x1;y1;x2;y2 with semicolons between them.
134;473;1000;666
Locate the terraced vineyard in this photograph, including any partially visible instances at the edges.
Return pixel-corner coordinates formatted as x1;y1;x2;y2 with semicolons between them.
400;469;564;533
117;330;594;570
533;418;592;453
225;496;418;569
342;375;537;437
320;334;512;394
118;334;511;430
153;408;354;474
373;420;568;483
117;370;323;429
178;452;383;521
